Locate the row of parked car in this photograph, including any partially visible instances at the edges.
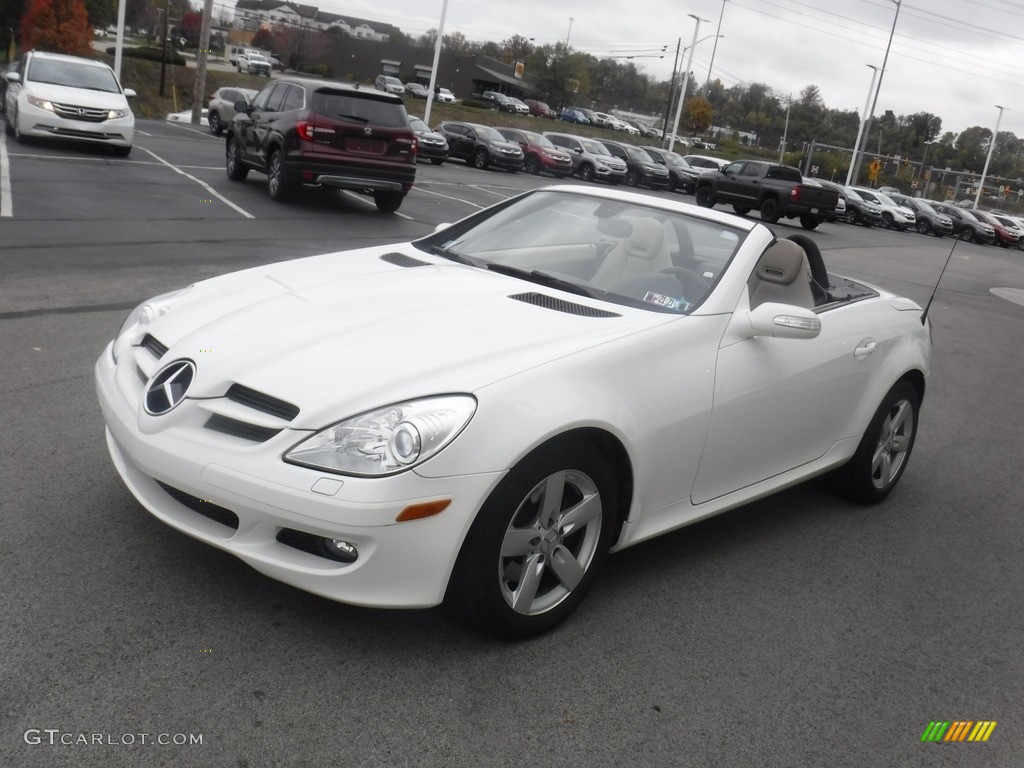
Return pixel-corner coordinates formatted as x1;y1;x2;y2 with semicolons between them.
810;180;1024;248
406;119;729;192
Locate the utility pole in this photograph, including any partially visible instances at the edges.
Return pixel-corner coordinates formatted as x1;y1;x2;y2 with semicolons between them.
191;0;215;125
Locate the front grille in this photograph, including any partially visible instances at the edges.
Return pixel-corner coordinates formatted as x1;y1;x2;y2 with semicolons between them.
156;481;240;530
225;384;299;421
51;103;110;122
140;334;168;359
509;292;620;318
204;414;282;443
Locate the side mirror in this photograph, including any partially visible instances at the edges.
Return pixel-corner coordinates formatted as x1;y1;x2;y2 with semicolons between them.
123;88;136;98
233;99;249;113
746;302;821;339
6;72;21;84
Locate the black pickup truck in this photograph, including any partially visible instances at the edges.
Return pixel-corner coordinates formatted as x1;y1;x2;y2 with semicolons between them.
694;160;839;229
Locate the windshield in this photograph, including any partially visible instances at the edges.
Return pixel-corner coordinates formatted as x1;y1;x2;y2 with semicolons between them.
477;126;505;142
844;187;865;202
409;118;429;132
413;189;744;315
624;145;652;162
27;58;120;93
581;139;611;156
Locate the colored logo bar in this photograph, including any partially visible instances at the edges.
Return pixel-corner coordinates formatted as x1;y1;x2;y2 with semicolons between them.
921;721;997;742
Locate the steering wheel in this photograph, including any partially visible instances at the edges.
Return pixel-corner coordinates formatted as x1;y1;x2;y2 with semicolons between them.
660;267;712;302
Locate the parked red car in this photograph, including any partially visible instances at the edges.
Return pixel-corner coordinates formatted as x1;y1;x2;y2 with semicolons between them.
496;128;573;177
524;99;556;119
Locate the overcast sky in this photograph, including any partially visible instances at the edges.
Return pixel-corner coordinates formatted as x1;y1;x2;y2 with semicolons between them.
297;0;1024;137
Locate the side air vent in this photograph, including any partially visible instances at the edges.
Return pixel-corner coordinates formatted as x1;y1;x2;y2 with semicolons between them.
155;481;240;530
204;414;282;442
509;292;620;318
380;252;431;268
226;384;300;421
140;334;169;359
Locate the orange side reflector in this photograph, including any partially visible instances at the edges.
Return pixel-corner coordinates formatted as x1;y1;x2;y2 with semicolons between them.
396;499;451;522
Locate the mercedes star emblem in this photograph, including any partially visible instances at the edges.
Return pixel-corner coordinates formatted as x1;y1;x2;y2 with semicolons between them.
144;360;196;415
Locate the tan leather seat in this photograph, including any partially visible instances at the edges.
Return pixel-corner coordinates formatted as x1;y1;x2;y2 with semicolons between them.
592;217;671;289
748;239;814;309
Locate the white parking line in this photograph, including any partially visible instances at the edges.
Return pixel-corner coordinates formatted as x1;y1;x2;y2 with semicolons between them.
412;186;486;209
0;132;11;218
137;145;255;219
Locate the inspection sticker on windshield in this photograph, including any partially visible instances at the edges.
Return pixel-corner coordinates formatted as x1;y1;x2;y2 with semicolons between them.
643;291;689;311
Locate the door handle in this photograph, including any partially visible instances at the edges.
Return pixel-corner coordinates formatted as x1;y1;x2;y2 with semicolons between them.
854;339;877;359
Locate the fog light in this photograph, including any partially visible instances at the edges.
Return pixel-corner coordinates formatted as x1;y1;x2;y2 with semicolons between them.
321;539;358;562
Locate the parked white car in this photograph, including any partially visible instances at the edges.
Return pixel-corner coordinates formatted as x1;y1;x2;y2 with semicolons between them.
4;50;135;155
96;185;931;638
851;187;916;231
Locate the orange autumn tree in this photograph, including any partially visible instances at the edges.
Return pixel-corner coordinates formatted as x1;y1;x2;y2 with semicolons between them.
20;0;93;56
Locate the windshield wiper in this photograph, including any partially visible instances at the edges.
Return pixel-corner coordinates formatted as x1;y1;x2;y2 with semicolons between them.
426;245;475;265
484;263;596;298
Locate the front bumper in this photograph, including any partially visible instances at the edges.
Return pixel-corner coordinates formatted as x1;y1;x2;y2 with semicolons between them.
95;344;502;608
15;101;133;147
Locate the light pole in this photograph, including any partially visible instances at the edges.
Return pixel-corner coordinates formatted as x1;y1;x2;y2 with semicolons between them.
705;0;728;89
850;0;901;184
974;105;1006;209
779;95;791;163
846;64;882;186
667;23;719;153
565;17;574;48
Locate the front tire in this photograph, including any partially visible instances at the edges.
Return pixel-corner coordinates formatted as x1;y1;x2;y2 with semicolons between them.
472;148;489;170
430;157;444;166
915;219;930;236
733;204;751;215
524;155;540;175
960;227;975;243
625;169;641;187
579;163;595;182
832;381;920;504
450;440;617;639
694;186;714;208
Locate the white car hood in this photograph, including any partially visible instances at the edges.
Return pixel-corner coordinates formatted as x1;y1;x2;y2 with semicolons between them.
146;248;666;427
28;82;128;110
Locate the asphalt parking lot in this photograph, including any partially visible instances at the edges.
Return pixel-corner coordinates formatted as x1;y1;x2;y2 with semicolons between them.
1;120;1022;767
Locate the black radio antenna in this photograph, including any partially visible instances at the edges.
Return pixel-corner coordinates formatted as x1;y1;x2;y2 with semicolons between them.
921;239;957;326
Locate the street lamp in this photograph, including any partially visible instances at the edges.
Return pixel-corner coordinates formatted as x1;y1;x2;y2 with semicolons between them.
666;24;720;153
846;64;883;186
974;105;1006;209
779;95;792;163
850;0;901;185
705;0;728;89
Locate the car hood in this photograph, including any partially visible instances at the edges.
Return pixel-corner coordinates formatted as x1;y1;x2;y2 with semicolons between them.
146;248;665;427
26;82;128;109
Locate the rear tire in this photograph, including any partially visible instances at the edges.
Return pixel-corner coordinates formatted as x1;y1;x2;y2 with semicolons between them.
226;136;249;181
759;197;780;223
208;111;222;136
449;440;617;639
831;381;920;504
732;204;750;216
373;191;404;213
266;149;293;201
799;213;820;230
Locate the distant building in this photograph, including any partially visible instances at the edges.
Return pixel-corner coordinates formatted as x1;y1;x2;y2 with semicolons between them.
232;1;399;41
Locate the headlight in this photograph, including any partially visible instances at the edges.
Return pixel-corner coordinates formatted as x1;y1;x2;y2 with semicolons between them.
107;108;130;119
285;395;477;476
111;286;193;363
27;94;54;112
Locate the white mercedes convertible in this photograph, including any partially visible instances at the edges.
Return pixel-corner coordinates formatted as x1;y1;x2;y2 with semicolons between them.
96;186;931;637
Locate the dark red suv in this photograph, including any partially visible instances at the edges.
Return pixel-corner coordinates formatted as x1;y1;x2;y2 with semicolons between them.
225;77;417;212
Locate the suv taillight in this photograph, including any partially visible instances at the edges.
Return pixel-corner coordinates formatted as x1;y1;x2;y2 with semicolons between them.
296;121;315;142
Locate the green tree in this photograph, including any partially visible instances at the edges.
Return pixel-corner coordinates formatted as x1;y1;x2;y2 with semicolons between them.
20;0;92;55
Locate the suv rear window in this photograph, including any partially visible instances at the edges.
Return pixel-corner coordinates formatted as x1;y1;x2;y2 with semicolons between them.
313;90;408;128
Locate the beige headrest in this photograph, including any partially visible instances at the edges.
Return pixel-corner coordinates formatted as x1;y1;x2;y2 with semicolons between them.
625;218;666;260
